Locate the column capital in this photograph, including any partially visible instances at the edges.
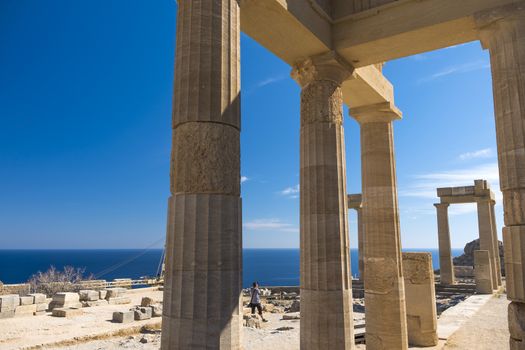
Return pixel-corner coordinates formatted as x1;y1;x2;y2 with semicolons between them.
291;51;354;88
434;202;450;209
474;2;525;49
349;102;402;124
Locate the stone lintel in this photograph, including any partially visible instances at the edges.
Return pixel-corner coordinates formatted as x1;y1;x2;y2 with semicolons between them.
291;51;354;88
347;193;362;209
349;101;402;124
436;180;495;203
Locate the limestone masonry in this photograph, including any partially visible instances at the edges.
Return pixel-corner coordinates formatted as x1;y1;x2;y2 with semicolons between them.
164;1;525;349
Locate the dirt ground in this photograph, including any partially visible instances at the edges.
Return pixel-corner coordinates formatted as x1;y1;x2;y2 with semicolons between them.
443;293;509;350
0;288;510;350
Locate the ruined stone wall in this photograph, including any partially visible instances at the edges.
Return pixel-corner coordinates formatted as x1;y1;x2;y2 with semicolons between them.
0;283;30;296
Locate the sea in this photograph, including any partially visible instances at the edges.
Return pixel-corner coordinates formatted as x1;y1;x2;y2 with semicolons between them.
0;248;463;288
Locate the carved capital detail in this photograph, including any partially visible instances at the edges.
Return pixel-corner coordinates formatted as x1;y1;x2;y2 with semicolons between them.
291;51;354;88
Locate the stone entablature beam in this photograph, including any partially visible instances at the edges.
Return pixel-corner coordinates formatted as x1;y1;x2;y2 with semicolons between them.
333;0;520;67
239;0;397;110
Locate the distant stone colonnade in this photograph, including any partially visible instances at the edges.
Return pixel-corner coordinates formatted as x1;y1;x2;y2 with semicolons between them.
163;1;525;349
434;180;503;292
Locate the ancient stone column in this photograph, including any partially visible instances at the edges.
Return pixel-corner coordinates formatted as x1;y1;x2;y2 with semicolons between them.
161;1;242;349
477;199;498;290
474;250;494;294
350;102;408;350
476;4;525;348
490;200;503;286
292;52;354;350
357;206;365;280
402;253;438;347
434;203;455;285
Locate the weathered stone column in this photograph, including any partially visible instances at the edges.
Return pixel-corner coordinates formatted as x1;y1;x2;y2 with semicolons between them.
161;1;242;349
490;200;503;286
402;253;438;347
350;102;408;350
357;206;365;280
292;52;354;350
474;250;494;294
434;203;455;285
476;3;525;348
477;199;498;290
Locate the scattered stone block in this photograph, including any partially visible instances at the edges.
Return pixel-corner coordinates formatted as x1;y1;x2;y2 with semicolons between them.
113;311;134;323
19;296;34;305
36;303;48;312
0;310;15;319
53;292;80;303
141;297;154;307
34;311;46;316
0;295;20;312
28;293;46;304
107;297;131;305
282;313;300;320
79;290;99;301
150;305;162;317
82;299;109;307
15;304;37;317
243;314;261;328
52;307;83;318
99;290;107;300
134;307;152;320
105;288;126;299
50;292;82;310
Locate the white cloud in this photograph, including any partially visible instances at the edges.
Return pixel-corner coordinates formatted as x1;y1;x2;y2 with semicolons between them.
458;148;493;161
245;75;288;95
243;219;299;233
255;75;287;88
399;162;501;202
280;184;300;199
241;176;249;183
419;60;490;83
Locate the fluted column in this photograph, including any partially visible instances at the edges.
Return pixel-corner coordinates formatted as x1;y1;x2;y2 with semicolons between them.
434;203;455;285
292;52;354;350
357;206;365;280
476;3;525;349
477;199;499;290
161;1;242;349
490;200;503;285
350;102;408;350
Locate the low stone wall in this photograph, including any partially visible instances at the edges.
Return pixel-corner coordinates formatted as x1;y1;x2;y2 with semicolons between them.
0;283;30;296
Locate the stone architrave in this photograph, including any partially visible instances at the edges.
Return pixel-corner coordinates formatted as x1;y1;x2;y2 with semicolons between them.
402;253;438;347
350;102;408;350
292;51;354;350
434;203;455;285
476;4;525;348
474;250;493;294
161;1;242;349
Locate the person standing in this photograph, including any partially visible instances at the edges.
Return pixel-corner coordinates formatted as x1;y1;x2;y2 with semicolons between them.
249;282;267;322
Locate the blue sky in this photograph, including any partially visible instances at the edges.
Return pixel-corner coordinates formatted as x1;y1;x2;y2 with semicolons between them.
0;1;499;249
